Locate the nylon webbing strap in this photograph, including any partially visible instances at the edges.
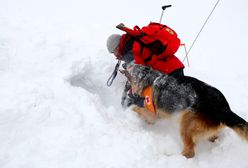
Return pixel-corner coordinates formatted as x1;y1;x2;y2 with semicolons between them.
106;60;121;87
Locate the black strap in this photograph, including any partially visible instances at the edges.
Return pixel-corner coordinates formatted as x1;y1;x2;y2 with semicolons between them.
143;53;153;63
106;60;121;87
143;44;168;63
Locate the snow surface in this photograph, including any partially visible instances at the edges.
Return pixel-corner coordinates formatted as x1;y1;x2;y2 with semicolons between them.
0;0;248;167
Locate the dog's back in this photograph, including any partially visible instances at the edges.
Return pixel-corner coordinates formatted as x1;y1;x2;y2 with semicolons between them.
153;75;197;113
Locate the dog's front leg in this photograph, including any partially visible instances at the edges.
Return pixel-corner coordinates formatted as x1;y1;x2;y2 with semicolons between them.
132;106;157;124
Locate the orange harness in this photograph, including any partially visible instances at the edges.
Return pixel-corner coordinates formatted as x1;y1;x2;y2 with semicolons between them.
141;86;157;115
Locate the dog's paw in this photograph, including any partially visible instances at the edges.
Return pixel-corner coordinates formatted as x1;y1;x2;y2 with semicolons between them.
182;149;195;158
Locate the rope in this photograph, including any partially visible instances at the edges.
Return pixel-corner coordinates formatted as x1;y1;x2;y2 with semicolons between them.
182;44;190;67
183;0;221;62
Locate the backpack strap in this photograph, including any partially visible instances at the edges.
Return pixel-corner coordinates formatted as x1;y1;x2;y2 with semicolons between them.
106;60;121;87
143;53;154;63
116;23;166;55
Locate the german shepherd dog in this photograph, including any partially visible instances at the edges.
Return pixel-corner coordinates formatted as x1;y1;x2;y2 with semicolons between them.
122;63;248;158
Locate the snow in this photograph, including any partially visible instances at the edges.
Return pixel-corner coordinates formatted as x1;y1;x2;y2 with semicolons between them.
0;0;248;167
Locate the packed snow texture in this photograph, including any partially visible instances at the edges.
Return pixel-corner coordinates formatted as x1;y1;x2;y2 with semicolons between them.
0;0;248;167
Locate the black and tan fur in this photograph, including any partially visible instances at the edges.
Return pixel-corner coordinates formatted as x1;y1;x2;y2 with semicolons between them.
124;64;248;158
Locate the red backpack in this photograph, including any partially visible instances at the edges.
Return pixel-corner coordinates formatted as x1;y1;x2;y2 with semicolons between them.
117;22;180;56
140;22;180;56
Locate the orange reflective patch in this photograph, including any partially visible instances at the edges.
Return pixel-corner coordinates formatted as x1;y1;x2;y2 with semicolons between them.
142;86;156;114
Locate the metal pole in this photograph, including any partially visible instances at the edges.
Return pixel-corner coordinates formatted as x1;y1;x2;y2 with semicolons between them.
159;5;172;23
159;10;165;23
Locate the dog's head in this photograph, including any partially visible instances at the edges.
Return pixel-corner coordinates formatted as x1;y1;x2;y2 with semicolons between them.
120;63;161;95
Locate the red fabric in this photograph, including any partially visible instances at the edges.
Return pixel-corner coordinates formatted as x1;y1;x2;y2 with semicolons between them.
132;23;184;74
141;23;177;45
118;23;184;74
117;34;131;58
133;41;184;74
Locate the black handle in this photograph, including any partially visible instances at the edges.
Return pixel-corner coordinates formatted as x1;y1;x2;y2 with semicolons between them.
162;5;172;10
116;23;125;29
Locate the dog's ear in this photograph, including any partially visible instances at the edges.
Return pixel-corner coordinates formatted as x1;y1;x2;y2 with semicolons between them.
126;62;135;73
119;69;132;83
